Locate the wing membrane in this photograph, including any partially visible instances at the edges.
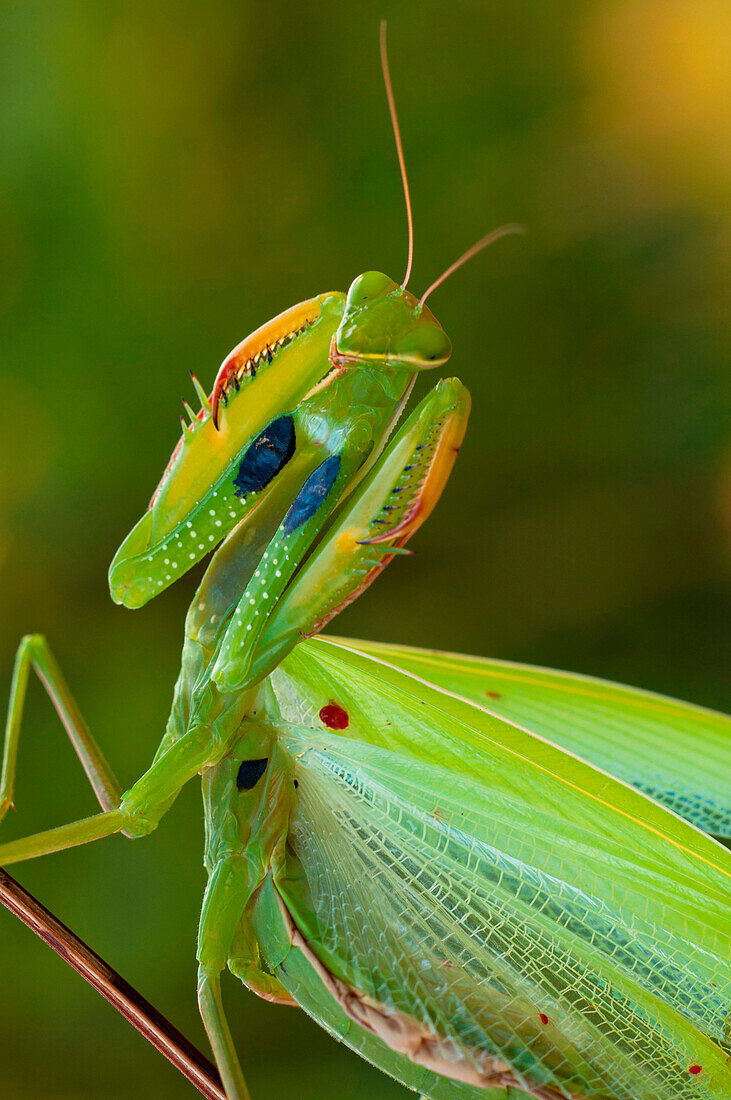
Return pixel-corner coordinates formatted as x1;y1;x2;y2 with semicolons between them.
271;638;730;1100
322;636;731;838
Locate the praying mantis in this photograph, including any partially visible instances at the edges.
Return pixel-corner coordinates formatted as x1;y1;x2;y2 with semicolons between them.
1;23;730;1100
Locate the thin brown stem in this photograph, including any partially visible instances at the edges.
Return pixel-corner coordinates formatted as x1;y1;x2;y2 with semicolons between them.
0;866;227;1100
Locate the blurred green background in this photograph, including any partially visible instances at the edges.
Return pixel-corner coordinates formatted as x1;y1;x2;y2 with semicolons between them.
1;1;729;1096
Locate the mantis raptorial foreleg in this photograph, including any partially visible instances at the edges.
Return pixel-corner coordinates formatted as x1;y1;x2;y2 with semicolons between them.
212;379;470;695
211;444;368;692
0;634;122;823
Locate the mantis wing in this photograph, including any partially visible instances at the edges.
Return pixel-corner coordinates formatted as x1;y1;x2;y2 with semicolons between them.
321;636;731;838
266;637;730;1100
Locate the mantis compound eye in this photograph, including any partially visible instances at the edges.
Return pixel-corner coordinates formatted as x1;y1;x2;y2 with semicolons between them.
236;758;268;791
393;324;452;369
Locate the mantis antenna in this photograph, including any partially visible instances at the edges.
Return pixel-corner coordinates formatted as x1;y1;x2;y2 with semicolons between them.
380;21;414;289
418;223;526;307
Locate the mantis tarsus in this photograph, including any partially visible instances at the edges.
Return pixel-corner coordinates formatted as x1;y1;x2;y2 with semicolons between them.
1;23;729;1100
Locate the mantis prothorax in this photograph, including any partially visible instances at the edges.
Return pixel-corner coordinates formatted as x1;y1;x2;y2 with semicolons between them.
1;23;729;1100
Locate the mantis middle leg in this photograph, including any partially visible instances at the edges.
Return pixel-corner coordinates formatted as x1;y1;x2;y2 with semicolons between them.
0;634;122;823
0;706;252;865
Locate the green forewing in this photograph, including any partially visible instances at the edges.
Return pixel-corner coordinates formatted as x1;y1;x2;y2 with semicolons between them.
266;637;730;1100
326;636;731;838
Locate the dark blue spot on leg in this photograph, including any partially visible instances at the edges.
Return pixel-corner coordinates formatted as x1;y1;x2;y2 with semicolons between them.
234;416;296;497
283;454;341;533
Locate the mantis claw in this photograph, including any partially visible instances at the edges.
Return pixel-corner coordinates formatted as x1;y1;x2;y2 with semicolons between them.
244;377;470;680
356;542;415;555
211;450;351;693
108;293;345;608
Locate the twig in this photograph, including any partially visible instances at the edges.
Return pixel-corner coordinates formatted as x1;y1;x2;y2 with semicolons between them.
0;866;226;1099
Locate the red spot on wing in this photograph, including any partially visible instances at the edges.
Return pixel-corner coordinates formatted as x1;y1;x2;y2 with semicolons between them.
539;1013;549;1026
688;1065;702;1076
319;702;349;730
486;690;503;700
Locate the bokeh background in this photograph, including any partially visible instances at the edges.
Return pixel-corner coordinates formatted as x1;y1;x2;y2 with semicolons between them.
1;1;729;1096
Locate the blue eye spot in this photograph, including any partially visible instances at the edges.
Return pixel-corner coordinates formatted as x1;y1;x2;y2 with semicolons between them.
234;416;296;497
283;454;341;533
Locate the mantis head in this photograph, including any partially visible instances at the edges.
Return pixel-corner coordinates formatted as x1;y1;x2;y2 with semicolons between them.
333;272;452;371
333;25;523;375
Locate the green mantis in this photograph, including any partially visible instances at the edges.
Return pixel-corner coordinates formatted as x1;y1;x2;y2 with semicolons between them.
1;23;730;1100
